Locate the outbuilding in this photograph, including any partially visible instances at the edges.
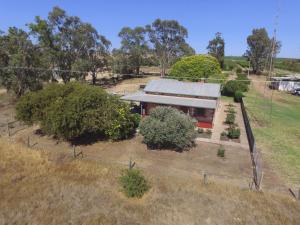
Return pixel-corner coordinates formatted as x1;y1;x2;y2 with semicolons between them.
121;79;221;128
270;75;300;91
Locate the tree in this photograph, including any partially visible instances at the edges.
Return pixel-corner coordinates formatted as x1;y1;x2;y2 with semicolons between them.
244;28;281;74
169;55;222;81
146;19;194;76
118;27;149;75
207;32;225;68
0;27;45;97
139;107;196;150
29;7;111;83
16;82;140;141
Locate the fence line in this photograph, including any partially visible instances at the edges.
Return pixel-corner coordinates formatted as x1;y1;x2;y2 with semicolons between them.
241;98;263;190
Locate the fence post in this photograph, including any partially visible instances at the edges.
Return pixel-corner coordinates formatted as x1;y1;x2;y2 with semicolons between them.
7;123;10;137
27;136;30;148
298;188;300;201
73;145;76;158
203;172;208;185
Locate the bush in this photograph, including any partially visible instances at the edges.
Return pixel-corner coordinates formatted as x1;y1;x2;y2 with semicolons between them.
139;107;197;150
119;169;150;198
169;55;222;81
227;126;241;139
16;82;139;140
217;146;225;157
222;77;249;97
198;128;204;134
225;113;235;125
221;131;227;137
234;91;244;103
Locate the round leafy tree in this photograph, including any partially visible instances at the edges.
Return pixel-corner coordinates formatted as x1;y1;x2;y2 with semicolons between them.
139;107;197;150
16;82;139;141
169;54;222;81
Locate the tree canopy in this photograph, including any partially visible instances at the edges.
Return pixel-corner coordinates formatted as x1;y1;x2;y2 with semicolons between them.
146;19;195;76
0;27;45;97
169;55;222;81
244;28;281;74
29;7;111;83
117;26;149;75
207;32;225;69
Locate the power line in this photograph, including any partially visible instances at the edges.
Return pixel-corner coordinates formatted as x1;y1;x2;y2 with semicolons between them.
1;66;299;84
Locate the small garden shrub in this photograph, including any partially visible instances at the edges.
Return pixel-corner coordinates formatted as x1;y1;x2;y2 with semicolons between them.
227;126;241;139
119;169;150;198
234;91;244;103
206;129;212;135
139;107;197;150
225;113;235;125
217;146;225;158
198;128;204;134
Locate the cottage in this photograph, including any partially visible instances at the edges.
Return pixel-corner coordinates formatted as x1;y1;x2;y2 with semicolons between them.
270;75;300;91
121;79;221;128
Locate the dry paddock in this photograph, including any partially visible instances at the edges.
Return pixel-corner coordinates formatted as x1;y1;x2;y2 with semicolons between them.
1;137;300;225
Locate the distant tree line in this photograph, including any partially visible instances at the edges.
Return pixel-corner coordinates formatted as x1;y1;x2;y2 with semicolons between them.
0;6;282;97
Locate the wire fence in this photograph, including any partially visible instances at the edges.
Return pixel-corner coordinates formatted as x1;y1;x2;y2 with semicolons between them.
241;98;263;190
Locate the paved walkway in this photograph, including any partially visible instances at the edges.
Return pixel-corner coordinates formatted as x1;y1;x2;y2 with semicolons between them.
202;100;249;149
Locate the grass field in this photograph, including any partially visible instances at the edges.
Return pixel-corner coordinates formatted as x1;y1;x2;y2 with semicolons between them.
0;138;299;225
224;56;300;74
244;86;300;185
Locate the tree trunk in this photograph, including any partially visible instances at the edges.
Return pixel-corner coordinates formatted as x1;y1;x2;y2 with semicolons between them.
136;67;140;75
92;72;96;85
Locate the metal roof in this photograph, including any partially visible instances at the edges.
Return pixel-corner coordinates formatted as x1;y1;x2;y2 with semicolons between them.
144;79;221;98
121;91;217;109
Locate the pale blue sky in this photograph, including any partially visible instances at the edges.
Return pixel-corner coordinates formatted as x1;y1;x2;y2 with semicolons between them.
1;0;299;58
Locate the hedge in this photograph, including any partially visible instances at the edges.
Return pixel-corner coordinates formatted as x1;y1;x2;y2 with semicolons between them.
169;55;222;81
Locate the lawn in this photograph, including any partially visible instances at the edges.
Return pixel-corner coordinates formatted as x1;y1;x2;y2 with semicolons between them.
244;87;300;185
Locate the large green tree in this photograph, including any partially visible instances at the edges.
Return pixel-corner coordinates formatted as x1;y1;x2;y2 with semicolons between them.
0;27;45;97
146;19;194;76
29;7;111;83
244;28;281;74
118;27;149;75
207;32;225;69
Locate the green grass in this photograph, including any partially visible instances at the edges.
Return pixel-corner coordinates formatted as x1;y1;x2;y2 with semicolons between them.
224;56;300;74
244;88;300;185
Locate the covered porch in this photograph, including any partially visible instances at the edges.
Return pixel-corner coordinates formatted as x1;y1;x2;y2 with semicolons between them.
121;91;218;128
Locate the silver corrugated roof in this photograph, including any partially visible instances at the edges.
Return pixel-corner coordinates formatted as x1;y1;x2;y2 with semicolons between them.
121;91;217;109
144;79;221;98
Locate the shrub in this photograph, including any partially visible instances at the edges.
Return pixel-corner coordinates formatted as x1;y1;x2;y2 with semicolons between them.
198;128;204;133
16;82;139;141
222;78;249;96
169;55;222;81
234;91;244;103
227;126;240;139
225;113;235;125
119;169;150;198
236;67;243;73
221;131;227;137
217;146;225;157
206;129;212;135
139;107;197;150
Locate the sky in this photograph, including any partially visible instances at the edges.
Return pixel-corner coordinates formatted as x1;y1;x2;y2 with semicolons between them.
0;0;300;58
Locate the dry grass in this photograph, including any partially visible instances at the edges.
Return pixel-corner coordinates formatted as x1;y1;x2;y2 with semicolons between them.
0;138;299;225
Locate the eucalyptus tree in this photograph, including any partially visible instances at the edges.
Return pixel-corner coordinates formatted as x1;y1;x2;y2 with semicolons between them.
0;27;44;97
29;7;111;83
244;28;281;74
118;26;149;75
146;19;194;76
207;32;225;68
